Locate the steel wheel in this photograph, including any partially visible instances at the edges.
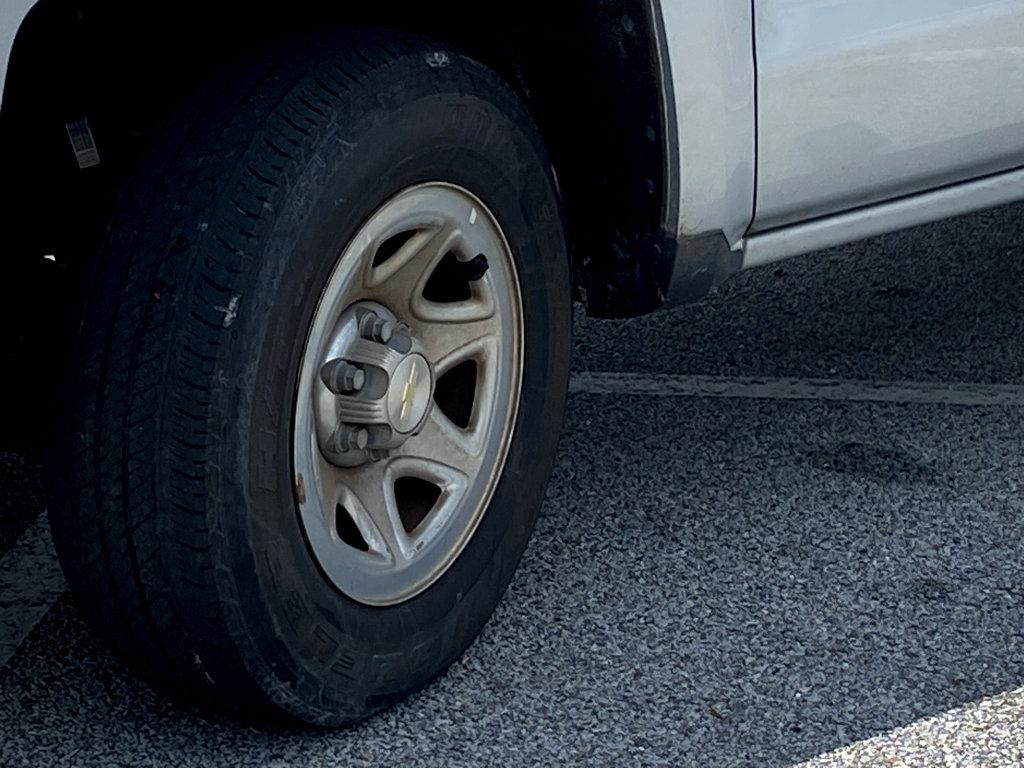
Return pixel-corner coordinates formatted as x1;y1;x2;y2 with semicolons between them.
293;183;523;606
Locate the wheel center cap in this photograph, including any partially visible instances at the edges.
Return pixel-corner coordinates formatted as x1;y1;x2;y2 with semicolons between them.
387;354;433;434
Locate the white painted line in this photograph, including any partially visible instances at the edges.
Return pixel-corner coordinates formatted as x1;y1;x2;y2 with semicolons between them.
802;686;1024;766
570;372;1024;407
0;514;66;669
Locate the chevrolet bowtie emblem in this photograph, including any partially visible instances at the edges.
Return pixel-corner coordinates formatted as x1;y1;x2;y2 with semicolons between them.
400;363;420;422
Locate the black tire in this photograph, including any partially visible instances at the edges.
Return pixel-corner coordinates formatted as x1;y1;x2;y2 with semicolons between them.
48;32;570;726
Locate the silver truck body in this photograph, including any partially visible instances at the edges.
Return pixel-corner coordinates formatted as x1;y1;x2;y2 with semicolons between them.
656;0;1024;279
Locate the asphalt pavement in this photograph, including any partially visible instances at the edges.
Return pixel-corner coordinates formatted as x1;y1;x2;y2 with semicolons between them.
2;202;1024;766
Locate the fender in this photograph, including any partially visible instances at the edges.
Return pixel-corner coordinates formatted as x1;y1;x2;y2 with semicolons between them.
654;0;758;307
581;0;758;316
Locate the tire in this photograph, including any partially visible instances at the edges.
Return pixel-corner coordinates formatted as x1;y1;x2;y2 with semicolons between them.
48;32;570;726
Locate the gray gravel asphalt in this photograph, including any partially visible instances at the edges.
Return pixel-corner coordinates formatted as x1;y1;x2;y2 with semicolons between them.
2;202;1024;766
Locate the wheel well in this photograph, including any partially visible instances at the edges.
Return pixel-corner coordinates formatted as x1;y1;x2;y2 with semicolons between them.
1;0;672;319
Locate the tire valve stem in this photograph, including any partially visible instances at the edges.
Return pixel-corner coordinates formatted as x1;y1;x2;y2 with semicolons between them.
460;253;489;282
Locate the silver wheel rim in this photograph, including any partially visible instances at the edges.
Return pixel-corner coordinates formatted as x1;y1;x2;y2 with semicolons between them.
293;183;523;606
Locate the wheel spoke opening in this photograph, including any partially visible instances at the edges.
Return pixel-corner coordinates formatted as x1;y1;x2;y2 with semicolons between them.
335;502;370;552
394;477;443;534
373;229;419;268
433;359;478;429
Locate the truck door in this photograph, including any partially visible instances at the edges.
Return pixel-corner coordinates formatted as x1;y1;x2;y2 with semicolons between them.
752;0;1024;231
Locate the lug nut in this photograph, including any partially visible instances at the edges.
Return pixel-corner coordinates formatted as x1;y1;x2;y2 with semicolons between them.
331;425;369;453
388;321;414;354
359;313;396;345
321;359;366;394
